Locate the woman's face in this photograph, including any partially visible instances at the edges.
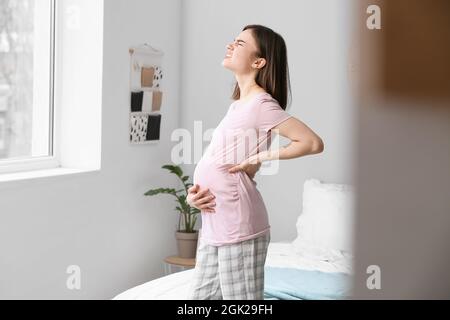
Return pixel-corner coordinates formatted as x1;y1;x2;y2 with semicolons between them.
222;29;261;74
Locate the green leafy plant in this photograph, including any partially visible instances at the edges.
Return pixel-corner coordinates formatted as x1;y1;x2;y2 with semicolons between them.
144;165;200;233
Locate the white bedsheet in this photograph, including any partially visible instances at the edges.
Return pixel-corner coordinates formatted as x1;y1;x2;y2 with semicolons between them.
113;241;353;300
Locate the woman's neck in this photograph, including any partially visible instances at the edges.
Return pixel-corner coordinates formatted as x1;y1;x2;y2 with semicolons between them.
236;76;264;101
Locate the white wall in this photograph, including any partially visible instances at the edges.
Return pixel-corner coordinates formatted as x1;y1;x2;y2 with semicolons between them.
0;0;182;299
179;0;355;242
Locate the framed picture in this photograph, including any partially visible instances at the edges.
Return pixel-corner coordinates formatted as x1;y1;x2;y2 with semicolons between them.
129;43;164;144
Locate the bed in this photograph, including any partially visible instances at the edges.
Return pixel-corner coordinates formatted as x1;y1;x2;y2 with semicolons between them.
113;178;355;300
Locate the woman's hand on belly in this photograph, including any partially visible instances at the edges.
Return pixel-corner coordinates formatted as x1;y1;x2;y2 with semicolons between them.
187;184;216;213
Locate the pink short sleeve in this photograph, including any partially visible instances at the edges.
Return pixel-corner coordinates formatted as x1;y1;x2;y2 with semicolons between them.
257;97;293;132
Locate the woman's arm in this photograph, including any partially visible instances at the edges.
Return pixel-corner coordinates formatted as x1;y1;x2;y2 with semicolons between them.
228;117;324;174
257;117;324;162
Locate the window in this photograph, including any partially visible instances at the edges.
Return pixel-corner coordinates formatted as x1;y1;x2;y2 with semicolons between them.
0;0;56;173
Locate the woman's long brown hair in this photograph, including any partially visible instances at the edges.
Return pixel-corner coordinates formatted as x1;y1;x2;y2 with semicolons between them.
231;24;292;110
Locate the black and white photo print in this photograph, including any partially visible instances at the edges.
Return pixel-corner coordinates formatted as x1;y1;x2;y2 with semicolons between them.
130;114;148;143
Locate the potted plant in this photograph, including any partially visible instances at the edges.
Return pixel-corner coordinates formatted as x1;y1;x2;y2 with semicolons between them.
144;164;200;259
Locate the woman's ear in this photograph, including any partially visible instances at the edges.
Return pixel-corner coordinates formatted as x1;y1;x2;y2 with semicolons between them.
253;57;266;70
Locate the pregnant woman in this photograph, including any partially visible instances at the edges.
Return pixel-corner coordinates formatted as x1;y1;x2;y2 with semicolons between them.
187;24;324;300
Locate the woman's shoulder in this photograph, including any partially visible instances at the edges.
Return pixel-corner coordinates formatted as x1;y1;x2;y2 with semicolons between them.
256;92;282;108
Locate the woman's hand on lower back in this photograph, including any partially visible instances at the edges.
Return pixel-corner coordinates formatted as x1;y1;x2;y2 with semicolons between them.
228;158;262;179
187;184;216;213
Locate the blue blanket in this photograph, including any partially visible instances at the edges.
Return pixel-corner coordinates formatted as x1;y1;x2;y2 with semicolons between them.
263;266;352;300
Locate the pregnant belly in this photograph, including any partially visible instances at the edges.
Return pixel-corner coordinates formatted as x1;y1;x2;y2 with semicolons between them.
193;158;239;199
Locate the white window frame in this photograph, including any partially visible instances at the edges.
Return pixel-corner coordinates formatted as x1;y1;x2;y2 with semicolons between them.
0;0;58;174
0;0;104;183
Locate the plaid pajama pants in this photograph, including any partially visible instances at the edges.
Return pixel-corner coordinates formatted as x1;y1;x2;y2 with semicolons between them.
188;232;271;300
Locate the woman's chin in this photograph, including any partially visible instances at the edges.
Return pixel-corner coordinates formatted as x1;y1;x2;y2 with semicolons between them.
221;60;233;71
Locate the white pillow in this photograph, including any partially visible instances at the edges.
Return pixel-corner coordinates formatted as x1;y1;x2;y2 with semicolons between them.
292;178;355;253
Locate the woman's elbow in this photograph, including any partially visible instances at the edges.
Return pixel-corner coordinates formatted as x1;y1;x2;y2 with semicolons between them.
311;138;324;154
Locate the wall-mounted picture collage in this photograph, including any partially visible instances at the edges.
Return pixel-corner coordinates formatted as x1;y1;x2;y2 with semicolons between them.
129;44;164;144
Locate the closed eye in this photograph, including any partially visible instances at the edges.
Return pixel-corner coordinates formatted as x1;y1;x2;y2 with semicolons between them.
233;39;244;46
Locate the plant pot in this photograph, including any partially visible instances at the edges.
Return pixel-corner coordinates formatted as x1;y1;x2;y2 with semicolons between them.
175;230;199;259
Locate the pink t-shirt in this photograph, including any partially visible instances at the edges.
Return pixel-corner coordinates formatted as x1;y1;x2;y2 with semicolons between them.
193;91;293;246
